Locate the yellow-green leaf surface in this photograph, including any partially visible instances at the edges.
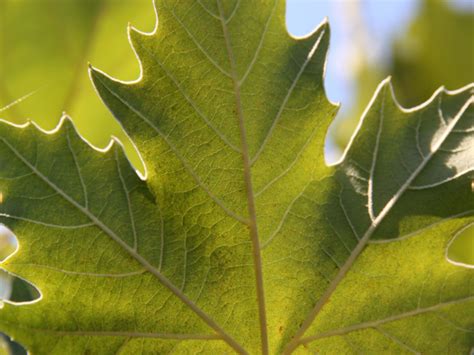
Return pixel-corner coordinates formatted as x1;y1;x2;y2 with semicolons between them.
1;1;474;354
0;0;156;172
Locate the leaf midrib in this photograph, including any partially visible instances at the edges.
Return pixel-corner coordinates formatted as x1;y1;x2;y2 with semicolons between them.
216;1;269;354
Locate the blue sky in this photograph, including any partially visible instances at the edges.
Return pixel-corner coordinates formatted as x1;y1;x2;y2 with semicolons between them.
286;0;420;160
285;0;472;161
286;0;417;111
286;0;472;107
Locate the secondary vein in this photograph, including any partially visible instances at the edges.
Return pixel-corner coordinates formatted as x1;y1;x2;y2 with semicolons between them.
283;89;473;354
0;136;247;355
299;295;474;344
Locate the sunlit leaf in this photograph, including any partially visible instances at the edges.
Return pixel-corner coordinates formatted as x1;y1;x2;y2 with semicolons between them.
0;1;473;353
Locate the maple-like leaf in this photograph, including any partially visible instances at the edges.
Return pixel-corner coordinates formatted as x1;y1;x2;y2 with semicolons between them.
0;1;473;353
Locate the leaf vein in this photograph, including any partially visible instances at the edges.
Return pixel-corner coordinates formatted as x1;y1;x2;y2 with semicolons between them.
251;28;326;165
0;135;246;354
93;73;248;225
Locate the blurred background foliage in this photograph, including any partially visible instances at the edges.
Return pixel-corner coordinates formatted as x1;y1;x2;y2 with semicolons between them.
333;0;474;149
0;0;156;175
0;0;473;352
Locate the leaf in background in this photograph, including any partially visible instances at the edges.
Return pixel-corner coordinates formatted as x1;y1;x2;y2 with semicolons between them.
390;0;474;107
0;1;473;353
333;0;474;152
0;0;156;172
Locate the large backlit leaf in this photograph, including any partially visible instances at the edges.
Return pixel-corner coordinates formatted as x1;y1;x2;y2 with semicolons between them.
1;1;473;353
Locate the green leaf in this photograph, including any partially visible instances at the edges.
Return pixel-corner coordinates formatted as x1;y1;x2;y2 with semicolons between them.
1;1;473;353
0;0;156;173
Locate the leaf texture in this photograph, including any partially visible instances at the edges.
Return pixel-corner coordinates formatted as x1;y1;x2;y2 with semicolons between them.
0;0;473;353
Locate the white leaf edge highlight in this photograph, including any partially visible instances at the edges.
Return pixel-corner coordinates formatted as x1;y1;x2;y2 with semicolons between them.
0;114;147;181
332;77;474;168
446;222;474;269
0;225;42;306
